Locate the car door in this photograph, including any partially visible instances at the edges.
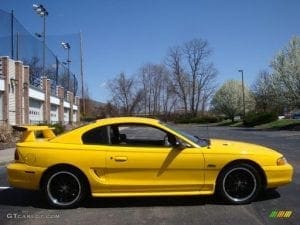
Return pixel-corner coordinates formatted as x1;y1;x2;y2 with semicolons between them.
81;125;111;193
105;123;205;193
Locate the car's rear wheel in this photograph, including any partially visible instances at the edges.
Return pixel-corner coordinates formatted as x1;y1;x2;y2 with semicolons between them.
43;169;87;208
217;163;261;204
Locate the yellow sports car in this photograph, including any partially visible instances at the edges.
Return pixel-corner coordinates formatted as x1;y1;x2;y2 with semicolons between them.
7;117;293;208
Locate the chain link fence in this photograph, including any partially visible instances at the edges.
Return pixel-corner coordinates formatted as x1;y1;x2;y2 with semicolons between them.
0;9;79;97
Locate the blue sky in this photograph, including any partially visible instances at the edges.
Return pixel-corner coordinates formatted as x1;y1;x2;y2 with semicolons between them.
1;0;300;102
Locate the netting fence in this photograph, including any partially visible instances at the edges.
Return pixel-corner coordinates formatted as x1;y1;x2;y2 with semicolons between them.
0;9;80;97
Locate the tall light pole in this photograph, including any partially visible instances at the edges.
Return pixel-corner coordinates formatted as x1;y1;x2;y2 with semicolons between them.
80;31;86;117
61;42;71;91
11;10;14;59
238;69;246;120
33;4;48;78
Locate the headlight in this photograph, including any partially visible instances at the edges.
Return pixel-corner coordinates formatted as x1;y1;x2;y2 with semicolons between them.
277;157;287;166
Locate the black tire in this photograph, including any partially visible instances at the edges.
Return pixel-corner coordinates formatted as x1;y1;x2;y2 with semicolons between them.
216;163;262;204
42;168;87;208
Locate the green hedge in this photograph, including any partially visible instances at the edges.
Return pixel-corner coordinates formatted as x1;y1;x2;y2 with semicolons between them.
243;112;278;127
81;117;99;122
36;122;65;135
51;123;65;135
174;115;222;124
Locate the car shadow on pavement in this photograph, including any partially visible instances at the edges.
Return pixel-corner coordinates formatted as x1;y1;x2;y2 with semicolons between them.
82;189;281;208
0;188;50;209
83;195;217;208
256;189;281;202
0;188;280;209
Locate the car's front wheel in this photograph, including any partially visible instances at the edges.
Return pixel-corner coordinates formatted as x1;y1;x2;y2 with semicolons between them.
43;169;87;208
217;163;262;204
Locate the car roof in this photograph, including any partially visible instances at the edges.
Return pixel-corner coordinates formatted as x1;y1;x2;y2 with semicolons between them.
49;116;162;144
95;116;160;125
49;116;199;147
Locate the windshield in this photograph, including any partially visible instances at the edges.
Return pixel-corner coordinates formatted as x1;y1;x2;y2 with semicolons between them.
162;123;210;147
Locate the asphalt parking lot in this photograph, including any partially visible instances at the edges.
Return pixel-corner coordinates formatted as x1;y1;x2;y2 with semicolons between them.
0;125;299;225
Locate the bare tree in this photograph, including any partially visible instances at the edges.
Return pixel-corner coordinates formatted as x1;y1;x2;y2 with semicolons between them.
184;39;209;115
23;57;42;88
166;39;217;115
106;38;217;118
165;46;189;113
195;62;217;115
109;72;143;115
160;70;178;117
184;39;217;116
95;101;119;118
138;64;174;115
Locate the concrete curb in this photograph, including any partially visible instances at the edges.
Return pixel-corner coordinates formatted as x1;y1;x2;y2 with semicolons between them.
0;148;15;166
0;143;16;150
0;161;11;166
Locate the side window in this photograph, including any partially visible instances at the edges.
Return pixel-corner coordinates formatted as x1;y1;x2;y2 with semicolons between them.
82;126;109;145
121;125;166;141
112;124;172;147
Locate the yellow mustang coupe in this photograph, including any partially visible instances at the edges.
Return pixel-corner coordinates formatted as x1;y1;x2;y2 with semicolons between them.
7;117;293;208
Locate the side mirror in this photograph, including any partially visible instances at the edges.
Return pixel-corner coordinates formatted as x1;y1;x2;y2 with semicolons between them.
168;134;186;149
174;139;188;150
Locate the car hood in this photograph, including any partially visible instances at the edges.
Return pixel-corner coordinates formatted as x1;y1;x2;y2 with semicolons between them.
208;139;282;157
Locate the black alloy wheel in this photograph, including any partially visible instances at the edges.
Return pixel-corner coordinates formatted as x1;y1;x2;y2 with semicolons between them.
217;163;262;204
43;169;87;208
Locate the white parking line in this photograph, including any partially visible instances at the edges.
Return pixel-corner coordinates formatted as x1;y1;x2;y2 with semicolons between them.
0;186;10;190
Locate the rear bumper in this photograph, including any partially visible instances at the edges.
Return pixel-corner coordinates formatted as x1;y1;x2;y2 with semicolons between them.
263;163;293;188
7;162;46;190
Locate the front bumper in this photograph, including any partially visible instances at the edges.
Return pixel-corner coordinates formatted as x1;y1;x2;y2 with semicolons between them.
263;163;293;188
7;162;46;190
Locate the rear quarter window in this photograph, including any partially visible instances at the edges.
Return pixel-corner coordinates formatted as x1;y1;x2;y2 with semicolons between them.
82;126;109;145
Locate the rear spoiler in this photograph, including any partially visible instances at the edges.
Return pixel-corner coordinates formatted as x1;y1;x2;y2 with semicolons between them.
12;125;56;142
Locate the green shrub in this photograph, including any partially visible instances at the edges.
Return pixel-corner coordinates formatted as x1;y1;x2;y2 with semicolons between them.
81;117;98;122
244;112;278;127
51;123;65;135
174;115;222;124
35;122;66;135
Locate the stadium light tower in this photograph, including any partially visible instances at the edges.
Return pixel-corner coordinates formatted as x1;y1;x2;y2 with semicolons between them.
33;4;48;78
61;42;71;90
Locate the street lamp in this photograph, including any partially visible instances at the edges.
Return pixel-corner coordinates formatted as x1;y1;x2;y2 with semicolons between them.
61;42;71;91
33;4;48;79
238;69;246;120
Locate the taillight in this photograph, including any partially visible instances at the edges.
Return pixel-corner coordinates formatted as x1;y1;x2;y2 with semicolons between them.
14;149;19;160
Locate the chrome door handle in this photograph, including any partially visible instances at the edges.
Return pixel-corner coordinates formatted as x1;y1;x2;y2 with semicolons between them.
114;156;128;162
